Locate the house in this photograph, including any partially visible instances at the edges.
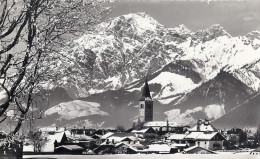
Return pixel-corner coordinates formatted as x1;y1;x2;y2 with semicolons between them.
101;132;114;142
168;128;226;150
168;133;187;144
106;136;138;145
23;129;69;154
168;143;188;153
68;134;95;150
179;132;225;150
42;131;68;153
132;127;157;139
54;145;84;154
93;144;115;154
173;119;226;151
194;132;225;150
115;143;138;154
183;146;217;154
106;133;138;144
91;134;102;145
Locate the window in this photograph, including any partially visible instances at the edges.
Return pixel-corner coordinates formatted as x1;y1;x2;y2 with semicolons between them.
141;104;144;109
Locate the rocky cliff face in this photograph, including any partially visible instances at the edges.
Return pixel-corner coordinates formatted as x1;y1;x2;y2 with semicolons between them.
40;12;260;129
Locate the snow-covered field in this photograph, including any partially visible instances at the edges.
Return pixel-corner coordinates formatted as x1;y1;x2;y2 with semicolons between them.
23;152;257;159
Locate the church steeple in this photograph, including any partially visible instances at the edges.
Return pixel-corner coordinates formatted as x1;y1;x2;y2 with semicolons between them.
140;78;152;101
139;78;153;122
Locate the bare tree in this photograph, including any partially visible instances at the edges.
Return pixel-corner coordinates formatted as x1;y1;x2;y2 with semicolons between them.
0;0;112;135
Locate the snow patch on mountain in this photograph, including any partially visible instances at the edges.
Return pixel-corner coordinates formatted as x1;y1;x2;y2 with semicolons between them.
128;72;197;100
157;95;181;105
150;72;196;99
44;100;109;120
204;104;225;120
104;76;122;89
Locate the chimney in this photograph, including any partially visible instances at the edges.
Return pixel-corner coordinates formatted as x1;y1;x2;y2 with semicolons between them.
82;126;85;134
197;119;202;131
204;118;209;126
112;139;115;144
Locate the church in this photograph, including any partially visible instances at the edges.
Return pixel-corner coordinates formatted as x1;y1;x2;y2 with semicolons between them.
137;79;189;134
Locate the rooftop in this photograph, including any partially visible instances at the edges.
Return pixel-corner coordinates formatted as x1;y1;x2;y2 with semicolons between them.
189;119;218;132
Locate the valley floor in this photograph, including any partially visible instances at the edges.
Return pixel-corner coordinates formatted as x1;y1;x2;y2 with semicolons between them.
23;152;257;159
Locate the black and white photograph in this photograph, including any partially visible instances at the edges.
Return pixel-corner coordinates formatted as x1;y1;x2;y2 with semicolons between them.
0;0;260;158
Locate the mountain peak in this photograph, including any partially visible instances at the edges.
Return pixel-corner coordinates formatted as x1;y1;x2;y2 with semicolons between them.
192;24;230;42
172;24;193;35
104;12;163;35
245;30;260;40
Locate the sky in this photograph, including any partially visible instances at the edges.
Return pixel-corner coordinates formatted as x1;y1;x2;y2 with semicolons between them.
107;0;260;36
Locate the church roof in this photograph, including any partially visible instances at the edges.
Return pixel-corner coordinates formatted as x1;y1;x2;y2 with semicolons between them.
139;79;152;101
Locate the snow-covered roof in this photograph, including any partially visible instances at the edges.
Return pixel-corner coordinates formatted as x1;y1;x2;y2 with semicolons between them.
122;136;137;141
177;132;225;141
107;136;137;143
45;132;65;143
189;120;218;132
92;134;102;138
107;136;124;143
40;132;66;152
111;132;136;137
184;132;201;139
144;121;177;127
72;134;94;141
114;142;145;152
101;132;114;139
147;144;171;152
56;145;84;151
132;128;148;133
132;128;155;134
184;146;217;154
196;132;218;140
169;143;187;148
168;133;187;140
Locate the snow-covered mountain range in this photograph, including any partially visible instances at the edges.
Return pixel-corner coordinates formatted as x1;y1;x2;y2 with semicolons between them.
40;12;260;130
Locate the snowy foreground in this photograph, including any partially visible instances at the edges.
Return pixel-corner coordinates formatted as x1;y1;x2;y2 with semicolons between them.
23;152;257;159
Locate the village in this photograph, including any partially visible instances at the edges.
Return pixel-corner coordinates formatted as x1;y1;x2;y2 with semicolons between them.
17;80;260;156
